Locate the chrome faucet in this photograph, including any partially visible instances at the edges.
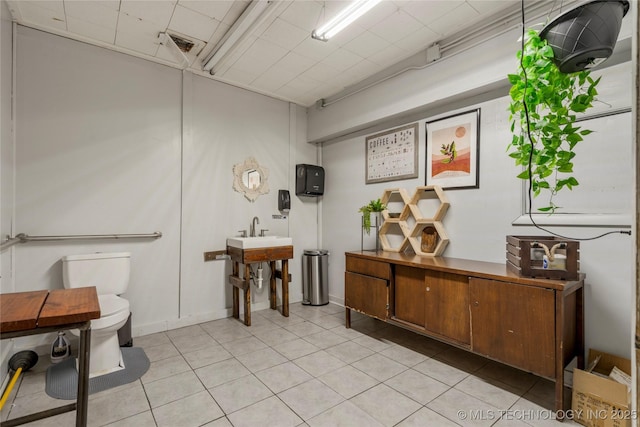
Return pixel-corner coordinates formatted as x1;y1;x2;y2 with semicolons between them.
250;216;260;237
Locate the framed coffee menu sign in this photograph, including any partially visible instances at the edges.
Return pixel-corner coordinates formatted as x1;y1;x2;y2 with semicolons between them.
365;123;419;184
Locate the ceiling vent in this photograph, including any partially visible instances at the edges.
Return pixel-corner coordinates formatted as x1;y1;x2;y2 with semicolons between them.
168;34;195;53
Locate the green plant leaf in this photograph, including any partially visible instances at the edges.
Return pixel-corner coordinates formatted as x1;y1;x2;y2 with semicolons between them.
506;29;598;213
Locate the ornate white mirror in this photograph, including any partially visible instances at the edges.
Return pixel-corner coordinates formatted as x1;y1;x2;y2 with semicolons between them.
232;157;269;202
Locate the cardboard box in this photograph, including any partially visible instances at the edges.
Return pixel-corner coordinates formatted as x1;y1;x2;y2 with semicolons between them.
572;349;631;427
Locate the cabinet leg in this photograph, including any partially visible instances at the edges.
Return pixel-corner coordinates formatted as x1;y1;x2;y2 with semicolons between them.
282;260;289;317
345;308;351;328
269;261;277;310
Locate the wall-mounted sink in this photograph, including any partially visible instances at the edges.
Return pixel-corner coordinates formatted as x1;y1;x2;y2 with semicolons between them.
227;236;292;249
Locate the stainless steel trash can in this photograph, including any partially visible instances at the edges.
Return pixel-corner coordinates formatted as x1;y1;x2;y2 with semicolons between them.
302;249;329;306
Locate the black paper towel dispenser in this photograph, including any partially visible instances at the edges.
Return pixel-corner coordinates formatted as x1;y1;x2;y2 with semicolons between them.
296;164;324;196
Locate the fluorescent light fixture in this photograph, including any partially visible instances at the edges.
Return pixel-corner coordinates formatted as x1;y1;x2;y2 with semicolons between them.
312;0;381;42
202;0;272;74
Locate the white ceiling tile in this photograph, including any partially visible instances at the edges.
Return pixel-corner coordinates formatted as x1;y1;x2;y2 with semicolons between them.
261;17;309;51
169;5;218;42
468;0;518;15
23;0;65;15
292;36;338;62
342;30;390;58
116;10;165;39
279;0;323;32
284;74;323;93
178;0;234;21
275;51;317;76
274;84;305;103
115;30;160;56
401;0;464;26
369;10;424;44
66;16;116;44
13;1;67;31
64;1;118;30
120;0;176;27
219;66;260;85
323;48;364;72
354;0;400;28
230;38;289;76
368;43;409;66
343;58;383;81
428;2;479;35
251;66;297;92
394;26;439;52
299;62;341;83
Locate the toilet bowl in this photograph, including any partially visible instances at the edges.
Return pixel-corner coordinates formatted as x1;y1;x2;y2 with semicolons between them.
62;252;131;378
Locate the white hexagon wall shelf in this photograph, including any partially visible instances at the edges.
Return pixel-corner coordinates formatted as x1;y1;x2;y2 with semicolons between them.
408;186;450;220
381;188;411;221
408;220;449;256
377;185;450;257
379;221;410;252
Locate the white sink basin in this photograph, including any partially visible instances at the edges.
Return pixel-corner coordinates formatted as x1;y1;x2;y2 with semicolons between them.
227;236;293;249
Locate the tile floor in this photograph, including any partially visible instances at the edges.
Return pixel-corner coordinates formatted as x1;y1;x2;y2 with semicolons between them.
1;303;580;426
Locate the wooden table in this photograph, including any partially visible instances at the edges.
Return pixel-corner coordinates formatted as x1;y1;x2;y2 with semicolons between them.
227;245;293;326
0;287;100;427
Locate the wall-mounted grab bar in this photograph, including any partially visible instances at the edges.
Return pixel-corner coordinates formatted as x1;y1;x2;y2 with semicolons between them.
0;236;23;251
1;231;162;251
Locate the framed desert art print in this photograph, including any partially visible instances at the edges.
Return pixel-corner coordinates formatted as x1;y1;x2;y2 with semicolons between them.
425;109;480;189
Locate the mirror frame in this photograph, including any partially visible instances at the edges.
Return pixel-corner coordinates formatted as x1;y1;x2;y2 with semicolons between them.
232;157;270;202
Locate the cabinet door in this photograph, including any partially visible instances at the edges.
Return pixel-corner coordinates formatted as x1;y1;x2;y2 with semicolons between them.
345;272;388;320
470;278;555;378
424;271;470;345
393;265;425;329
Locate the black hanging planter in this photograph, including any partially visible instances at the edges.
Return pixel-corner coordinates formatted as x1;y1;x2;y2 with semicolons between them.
539;0;630;73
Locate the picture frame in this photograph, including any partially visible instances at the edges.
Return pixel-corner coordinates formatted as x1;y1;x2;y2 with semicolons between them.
365;123;419;184
425;109;480;189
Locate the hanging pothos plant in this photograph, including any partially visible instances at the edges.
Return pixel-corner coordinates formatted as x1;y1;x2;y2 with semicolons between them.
507;29;600;213
359;198;386;235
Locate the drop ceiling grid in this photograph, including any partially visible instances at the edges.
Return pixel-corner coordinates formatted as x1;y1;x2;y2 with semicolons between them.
5;0;530;107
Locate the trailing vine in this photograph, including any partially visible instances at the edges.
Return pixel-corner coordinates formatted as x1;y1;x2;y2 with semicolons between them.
508;29;600;213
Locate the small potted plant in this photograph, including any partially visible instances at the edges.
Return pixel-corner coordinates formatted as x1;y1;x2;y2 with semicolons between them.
359;198;386;235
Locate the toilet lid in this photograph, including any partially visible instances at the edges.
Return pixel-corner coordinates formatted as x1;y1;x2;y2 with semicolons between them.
98;294;129;317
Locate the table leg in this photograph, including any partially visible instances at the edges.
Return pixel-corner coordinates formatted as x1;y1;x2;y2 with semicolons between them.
244;264;251;326
282;260;289;317
345;308;351;328
269;261;277;310
232;261;239;319
76;324;91;427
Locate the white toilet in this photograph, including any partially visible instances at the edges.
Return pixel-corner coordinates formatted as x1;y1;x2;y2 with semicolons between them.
62;252;131;378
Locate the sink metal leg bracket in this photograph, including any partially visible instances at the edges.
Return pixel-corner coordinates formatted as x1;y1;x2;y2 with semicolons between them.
230;261;251;326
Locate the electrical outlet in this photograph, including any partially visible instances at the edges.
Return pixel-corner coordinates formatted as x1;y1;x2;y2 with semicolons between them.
204;250;226;262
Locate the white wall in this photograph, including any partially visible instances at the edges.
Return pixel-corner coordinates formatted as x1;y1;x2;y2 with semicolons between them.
8;26;317;350
315;26;635;358
0;0;13;387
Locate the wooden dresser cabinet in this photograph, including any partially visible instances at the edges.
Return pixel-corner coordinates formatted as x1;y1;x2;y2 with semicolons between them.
344;251;584;415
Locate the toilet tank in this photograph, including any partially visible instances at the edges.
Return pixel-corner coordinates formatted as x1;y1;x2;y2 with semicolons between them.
62;252;131;295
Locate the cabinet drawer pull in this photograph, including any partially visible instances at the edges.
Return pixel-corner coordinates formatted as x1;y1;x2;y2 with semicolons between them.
426;286;430;292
